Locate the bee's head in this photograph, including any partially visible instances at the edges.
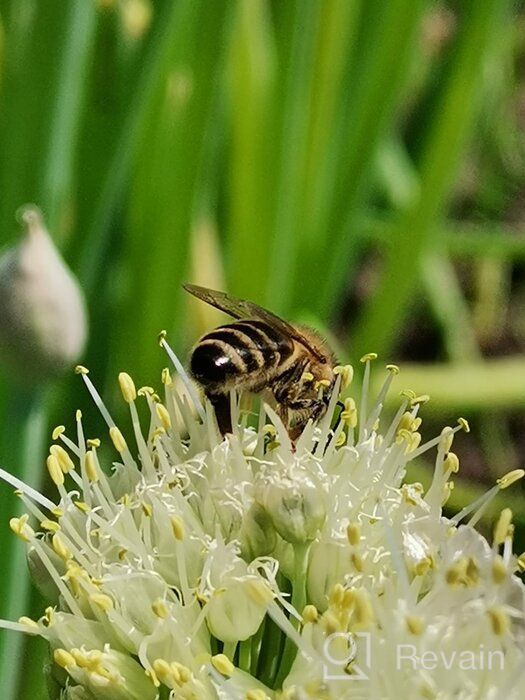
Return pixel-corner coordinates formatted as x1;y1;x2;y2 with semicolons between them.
300;361;336;405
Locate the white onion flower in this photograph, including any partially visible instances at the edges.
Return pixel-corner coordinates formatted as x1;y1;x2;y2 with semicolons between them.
1;344;524;700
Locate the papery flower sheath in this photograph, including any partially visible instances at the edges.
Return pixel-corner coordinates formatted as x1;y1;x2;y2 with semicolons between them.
1;343;524;700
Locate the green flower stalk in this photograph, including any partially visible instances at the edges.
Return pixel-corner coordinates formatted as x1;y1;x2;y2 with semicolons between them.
1;347;524;699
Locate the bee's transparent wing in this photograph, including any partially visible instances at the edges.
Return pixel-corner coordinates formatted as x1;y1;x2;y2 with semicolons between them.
183;284;325;361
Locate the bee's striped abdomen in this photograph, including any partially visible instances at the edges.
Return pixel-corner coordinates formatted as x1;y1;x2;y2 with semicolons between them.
189;320;293;389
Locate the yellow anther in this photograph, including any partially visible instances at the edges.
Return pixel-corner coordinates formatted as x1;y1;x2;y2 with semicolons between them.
151;427;165;442
246;580;273;605
54;648;76;669
118;372;136;403
51;507;63;518
76;409;82;421
314;378;331;391
411;394;430;406
109;426;127;453
152;599;169;619
301;371;314;383
465;557;479;586
406;615;424;635
152;659;172;686
412;558;432;577
321;610;341;635
492;556;507;584
518;552;525;573
497;469;525;489
85;450;99;483
118;548;127;561
457;417;470;433
335;431;347;447
443;452;460;474
351;552;364;572
445;558;467;586
341;397;357;428
487;607;509;636
52;533;72;561
353;589;374;628
442;481;454;505
120;493;132;507
398;411;415;431
343;588;356;609
170;515;185;541
50;445;75;474
302;604;318;624
138;386;155;397
87;438;100;449
246;691;269;700
406;432;421;453
360;353;377;363
172;661;191;683
52;425;65;440
40;519;60;533
347;522;361;547
400;389;416;400
46;454;64;486
329;583;345;607
156;403;172;430
90;593;114;612
494;508;513;546
158;330;167;345
386;364;400;375
74;365;89;375
396;428;412;445
211;654;235;677
439;426;454;453
334;364;354;388
401;483;424;506
73;500;90;513
161;367;173;386
142;502;153;517
18;616;39;630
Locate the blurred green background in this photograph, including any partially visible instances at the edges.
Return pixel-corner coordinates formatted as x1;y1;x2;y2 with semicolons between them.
1;0;525;697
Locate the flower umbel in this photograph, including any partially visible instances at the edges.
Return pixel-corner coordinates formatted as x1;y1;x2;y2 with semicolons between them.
1;347;524;699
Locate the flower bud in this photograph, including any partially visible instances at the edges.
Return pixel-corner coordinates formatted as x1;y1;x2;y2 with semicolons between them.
238;502;277;560
256;470;326;545
206;578;268;642
0;206;87;382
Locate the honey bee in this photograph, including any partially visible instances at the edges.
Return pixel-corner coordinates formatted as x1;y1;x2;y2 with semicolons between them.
184;284;336;441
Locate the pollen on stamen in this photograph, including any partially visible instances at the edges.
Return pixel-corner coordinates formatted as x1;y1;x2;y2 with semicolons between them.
119;373;137;404
360;352;378;363
52;425;65;440
497;469;525;489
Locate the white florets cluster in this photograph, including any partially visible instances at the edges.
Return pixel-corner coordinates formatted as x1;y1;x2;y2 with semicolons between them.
1;344;524;700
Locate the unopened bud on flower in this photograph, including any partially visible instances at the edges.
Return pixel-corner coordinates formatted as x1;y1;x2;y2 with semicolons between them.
0;206;87;382
238;502;277;560
206;578;268;643
256;471;326;545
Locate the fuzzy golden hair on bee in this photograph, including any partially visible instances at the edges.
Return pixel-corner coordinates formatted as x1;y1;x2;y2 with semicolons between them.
184;284;337;441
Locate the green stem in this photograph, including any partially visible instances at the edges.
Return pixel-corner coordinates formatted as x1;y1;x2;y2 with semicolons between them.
273;542;310;688
238;638;252;673
258;612;285;688
222;640;237;662
251;618;266;676
0;385;49;700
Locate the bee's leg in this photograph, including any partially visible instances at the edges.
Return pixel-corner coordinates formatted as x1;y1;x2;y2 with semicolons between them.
207;392;232;436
